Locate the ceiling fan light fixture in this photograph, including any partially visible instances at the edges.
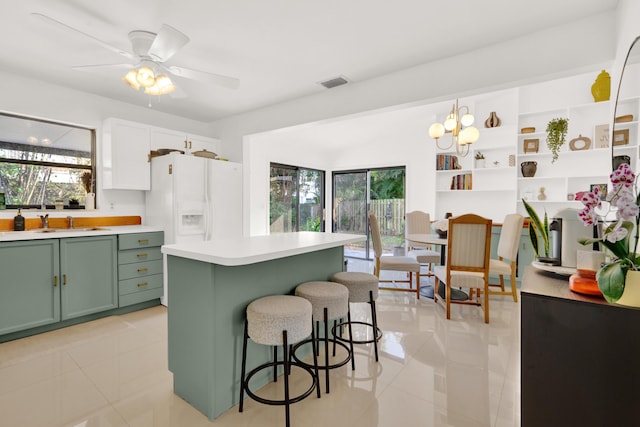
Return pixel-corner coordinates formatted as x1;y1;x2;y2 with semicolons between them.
144;75;176;95
136;65;156;88
155;74;176;94
123;69;141;90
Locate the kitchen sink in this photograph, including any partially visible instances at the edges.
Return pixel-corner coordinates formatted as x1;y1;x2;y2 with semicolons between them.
34;227;110;233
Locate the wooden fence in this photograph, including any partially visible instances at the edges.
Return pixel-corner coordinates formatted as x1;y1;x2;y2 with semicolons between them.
334;199;405;236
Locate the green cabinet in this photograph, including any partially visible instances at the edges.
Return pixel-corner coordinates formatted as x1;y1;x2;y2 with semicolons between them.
0;240;60;335
0;235;117;335
60;235;118;320
117;232;164;307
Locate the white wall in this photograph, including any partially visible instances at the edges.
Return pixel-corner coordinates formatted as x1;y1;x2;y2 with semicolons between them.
0;72;218;221
214;11;618;235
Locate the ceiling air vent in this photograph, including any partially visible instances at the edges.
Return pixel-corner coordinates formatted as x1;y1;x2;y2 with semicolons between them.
319;76;349;89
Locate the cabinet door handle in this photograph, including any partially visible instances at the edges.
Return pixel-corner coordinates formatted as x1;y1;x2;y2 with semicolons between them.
136;253;148;258
63;274;67;285
54;276;58;287
137;267;148;273
137;282;149;287
138;239;149;244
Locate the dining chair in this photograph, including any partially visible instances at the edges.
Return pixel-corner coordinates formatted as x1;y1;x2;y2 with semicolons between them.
488;213;524;302
368;211;421;299
433;213;493;323
406;210;441;278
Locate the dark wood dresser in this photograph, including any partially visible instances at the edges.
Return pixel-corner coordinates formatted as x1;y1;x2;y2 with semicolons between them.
521;267;640;427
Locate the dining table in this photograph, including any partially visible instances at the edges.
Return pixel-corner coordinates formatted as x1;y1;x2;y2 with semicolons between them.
406;233;447;264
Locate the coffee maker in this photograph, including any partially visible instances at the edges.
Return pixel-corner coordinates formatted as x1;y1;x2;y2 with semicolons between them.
546;209;594;268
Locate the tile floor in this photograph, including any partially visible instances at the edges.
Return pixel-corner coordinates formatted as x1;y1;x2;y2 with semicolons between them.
0;260;521;427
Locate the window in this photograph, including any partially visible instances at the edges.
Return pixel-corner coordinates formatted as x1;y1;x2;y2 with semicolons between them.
270;163;325;233
0;113;95;209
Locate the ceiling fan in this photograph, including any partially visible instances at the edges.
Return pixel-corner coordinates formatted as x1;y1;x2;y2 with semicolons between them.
31;12;240;97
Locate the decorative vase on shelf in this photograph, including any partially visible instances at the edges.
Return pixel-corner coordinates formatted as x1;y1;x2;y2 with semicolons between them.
614;270;640;307
591;70;611;103
537;187;546;200
484;111;501;128
476;159;486;168
521;161;537;178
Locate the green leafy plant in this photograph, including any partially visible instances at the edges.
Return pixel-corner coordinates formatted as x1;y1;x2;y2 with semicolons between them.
522;199;550;258
474;151;485;160
546;117;569;163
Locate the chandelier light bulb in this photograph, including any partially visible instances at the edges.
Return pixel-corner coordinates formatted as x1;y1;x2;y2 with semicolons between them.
429;122;445;139
444;116;457;131
460;113;474;127
459;126;480;145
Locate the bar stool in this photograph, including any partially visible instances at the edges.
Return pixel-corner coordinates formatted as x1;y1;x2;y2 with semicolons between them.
239;295;319;427
331;271;382;368
292;281;352;394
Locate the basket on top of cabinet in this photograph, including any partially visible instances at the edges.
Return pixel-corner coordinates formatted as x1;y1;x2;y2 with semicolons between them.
118;232;164;307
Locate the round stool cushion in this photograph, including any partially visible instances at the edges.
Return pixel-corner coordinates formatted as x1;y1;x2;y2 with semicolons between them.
332;272;379;303
247;295;312;346
295;281;349;321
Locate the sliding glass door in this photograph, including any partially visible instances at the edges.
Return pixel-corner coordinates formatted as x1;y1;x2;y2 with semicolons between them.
333;167;405;259
270;163;325;233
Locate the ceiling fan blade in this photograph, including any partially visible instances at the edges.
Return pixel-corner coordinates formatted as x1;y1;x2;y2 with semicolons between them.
31;12;136;61
148;24;190;62
167;65;240;90
72;63;134;72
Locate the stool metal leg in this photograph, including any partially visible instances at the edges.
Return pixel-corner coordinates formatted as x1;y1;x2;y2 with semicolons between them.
239;320;249;413
282;330;291;427
310;326;321;399
369;290;379;362
346;310;355;370
273;346;279;382
323;307;330;394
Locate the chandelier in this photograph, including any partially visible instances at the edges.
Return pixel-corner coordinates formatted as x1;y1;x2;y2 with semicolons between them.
428;99;479;157
122;61;176;96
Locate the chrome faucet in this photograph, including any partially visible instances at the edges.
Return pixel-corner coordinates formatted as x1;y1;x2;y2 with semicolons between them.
67;216;74;229
39;214;49;229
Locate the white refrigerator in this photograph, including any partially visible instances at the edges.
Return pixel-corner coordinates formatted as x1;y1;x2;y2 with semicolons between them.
145;152;243;305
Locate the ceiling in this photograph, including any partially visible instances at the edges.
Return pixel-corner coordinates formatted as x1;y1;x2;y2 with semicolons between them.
1;0;619;123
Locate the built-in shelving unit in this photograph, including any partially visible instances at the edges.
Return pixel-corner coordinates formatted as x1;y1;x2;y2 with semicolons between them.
433;70;640;223
515;100;612;216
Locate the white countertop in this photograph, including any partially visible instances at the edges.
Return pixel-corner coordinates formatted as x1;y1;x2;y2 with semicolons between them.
162;231;365;266
0;225;164;242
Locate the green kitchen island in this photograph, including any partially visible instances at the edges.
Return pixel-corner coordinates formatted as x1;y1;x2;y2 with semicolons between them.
161;231;365;420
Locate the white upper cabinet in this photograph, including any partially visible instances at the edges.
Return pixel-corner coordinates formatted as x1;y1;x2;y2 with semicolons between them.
102;118;151;191
102;118;220;191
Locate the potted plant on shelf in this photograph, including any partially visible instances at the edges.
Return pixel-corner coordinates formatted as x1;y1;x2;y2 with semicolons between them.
522;199;551;261
475;151;486;168
546;117;569;163
578;163;640;305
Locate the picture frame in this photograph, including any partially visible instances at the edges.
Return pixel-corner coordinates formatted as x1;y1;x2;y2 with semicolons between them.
595;124;609;148
613;129;630;146
590;183;608;198
523;138;539;153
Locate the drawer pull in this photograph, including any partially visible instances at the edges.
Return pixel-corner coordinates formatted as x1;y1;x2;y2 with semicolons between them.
137;267;148;273
54;276;58;287
138;239;149;244
137;282;149;288
136;253;148;258
63;274;67;285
